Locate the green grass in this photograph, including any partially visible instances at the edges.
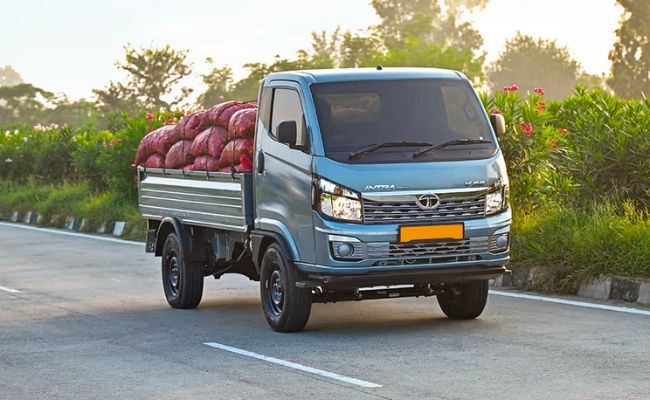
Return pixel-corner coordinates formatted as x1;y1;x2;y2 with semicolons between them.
0;180;145;239
511;202;650;293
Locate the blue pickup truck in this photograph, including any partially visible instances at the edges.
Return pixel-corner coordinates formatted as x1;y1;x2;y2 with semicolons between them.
138;67;511;332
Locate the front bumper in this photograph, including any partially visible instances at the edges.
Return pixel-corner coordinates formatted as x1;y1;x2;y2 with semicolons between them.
299;208;511;285
296;264;507;289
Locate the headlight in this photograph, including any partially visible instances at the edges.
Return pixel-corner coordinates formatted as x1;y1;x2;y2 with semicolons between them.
314;177;362;222
486;183;509;215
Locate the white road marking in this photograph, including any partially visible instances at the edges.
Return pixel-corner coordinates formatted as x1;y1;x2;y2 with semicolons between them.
0;285;20;293
204;342;382;389
490;290;650;316
0;222;144;246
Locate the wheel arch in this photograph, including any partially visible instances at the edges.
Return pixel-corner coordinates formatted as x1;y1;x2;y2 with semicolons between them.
250;230;296;274
154;217;186;257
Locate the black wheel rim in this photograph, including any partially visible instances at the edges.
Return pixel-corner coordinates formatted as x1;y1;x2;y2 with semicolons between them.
167;253;180;297
267;267;284;316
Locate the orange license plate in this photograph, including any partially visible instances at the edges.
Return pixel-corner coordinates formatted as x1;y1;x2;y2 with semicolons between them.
399;224;464;243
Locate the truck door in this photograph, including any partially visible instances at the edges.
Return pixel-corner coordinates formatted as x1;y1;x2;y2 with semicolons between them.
254;81;316;264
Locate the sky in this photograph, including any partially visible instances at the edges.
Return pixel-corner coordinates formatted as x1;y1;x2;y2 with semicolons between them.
0;0;623;100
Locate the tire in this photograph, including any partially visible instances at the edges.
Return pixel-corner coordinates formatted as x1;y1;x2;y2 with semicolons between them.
161;232;203;309
260;243;312;332
437;280;489;319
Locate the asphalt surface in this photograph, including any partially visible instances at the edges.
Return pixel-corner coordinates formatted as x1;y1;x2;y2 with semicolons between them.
1;223;649;400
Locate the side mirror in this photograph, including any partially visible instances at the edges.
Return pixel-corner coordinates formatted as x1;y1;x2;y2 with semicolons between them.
277;120;297;148
490;114;506;137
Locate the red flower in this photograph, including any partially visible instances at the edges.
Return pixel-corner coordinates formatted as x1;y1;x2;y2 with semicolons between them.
146;112;154;121
550;139;558;148
166;118;174;125
503;85;520;92
559;128;569;135
520;121;533;136
534;87;545;95
491;108;501;115
536;102;546;113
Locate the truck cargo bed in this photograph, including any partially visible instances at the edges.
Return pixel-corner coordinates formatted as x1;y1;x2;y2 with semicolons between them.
138;167;253;232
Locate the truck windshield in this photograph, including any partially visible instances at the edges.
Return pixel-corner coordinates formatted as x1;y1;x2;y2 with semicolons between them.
311;79;497;163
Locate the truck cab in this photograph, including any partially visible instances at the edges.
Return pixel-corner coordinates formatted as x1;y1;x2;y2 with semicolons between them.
139;67;511;332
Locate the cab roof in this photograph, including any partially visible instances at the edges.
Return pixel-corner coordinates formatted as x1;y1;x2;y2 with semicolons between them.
265;67;465;85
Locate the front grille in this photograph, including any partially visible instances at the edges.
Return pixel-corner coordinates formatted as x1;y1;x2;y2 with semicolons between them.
366;237;489;260
363;193;486;224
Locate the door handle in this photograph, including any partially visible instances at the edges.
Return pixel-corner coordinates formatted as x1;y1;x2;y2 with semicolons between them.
256;152;265;173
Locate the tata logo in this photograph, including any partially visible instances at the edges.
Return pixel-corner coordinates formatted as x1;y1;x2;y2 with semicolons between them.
364;184;408;191
416;194;440;210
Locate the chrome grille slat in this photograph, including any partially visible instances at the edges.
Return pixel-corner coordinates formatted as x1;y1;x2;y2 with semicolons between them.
363;192;486;224
365;237;491;260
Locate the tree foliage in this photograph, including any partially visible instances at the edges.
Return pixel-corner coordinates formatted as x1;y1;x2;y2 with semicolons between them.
0;65;23;87
488;33;582;99
0;84;53;124
370;0;487;52
196;0;487;107
94;44;193;111
608;0;650;98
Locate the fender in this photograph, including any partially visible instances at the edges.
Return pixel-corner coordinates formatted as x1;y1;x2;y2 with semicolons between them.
250;229;297;274
155;217;187;257
154;217;207;263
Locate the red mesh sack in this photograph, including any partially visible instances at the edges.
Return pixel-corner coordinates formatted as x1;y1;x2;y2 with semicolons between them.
207;101;256;127
180;111;210;140
190;155;220;172
150;125;180;155
189;126;228;158
218;138;254;167
239;154;253;172
165;140;194;169
228;108;257;139
134;131;156;165
218;164;249;173
134;125;179;165
143;153;166;168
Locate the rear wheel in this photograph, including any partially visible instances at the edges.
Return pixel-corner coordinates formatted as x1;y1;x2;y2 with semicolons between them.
437;280;488;319
260;243;312;332
161;232;203;309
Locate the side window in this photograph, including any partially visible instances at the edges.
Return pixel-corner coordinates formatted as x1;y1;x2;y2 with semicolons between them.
258;86;272;133
270;88;309;152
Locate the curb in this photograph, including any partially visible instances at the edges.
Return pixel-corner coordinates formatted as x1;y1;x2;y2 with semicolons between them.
491;266;650;306
3;210;128;238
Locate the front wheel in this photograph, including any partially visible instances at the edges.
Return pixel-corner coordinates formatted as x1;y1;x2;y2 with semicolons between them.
161;232;204;309
437;280;488;319
260;243;312;332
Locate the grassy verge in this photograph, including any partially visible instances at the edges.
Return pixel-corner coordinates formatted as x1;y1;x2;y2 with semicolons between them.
511;202;650;293
0;181;146;241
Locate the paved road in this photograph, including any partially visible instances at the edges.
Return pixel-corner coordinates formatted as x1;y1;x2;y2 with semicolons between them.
1;223;649;400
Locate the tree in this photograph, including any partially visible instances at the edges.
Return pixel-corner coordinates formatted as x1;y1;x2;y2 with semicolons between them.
608;0;650;98
197;60;234;109
0;65;23;87
488;33;582;100
94;44;193;111
370;0;488;52
0;83;53;125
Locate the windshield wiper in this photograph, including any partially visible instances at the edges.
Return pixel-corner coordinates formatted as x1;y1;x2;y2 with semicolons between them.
412;139;493;158
348;141;433;159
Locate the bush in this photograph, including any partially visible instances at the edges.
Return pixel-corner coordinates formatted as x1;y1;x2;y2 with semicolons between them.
552;87;650;207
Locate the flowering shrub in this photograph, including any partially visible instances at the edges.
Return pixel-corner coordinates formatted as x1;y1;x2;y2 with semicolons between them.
481;85;650;209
